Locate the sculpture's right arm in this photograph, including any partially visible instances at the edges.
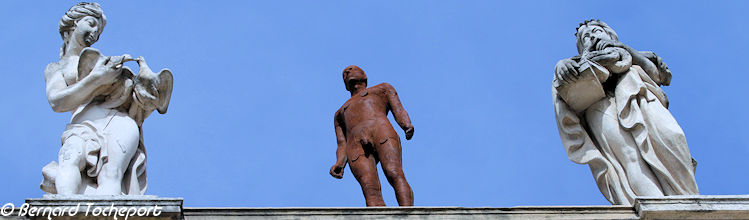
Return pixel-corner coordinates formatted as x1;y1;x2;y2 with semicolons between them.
329;111;348;179
333;111;347;166
45;63;108;112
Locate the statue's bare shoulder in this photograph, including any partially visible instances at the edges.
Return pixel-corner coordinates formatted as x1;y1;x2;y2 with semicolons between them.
334;105;344;119
44;62;63;82
335;100;349;124
369;82;397;98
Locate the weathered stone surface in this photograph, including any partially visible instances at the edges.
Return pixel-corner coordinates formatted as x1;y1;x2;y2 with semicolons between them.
635;195;749;219
553;19;698;205
182;196;749;219
183;206;637;220
3;195;747;219
0;210;24;220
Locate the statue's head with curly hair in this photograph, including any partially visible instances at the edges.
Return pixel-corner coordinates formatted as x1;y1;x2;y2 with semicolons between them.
575;19;618;54
58;2;106;57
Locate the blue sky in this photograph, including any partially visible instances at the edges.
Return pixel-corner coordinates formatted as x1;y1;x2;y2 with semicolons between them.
1;1;748;207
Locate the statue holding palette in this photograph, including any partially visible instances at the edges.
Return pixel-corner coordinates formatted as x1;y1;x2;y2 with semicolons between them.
41;2;173;195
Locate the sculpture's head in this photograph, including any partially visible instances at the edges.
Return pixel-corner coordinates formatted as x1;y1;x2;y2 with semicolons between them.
58;2;106;57
576;19;618;54
342;65;367;92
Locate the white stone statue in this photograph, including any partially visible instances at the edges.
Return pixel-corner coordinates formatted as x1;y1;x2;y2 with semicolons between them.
552;20;698;205
41;2;173;195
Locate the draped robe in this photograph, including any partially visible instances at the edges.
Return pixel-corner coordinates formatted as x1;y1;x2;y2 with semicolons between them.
40;51;170;195
553;57;698;205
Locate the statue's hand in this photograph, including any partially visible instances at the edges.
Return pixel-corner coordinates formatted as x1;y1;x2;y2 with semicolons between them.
654;55;670;75
405;126;414;140
330;163;345;179
583;49;620;66
595;39;625;51
639;51;672;85
641;51;670;73
90;54;131;85
554;58;580;85
640;51;657;61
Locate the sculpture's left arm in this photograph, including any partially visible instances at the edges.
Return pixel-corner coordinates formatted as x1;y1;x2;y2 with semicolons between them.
623;46;661;82
596;40;669;85
383;83;414;140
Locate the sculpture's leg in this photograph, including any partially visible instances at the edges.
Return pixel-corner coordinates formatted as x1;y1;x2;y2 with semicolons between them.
586;97;663;196
641;96;698;194
97;114;139;195
377;138;413;206
350;153;386;206
56;136;86;195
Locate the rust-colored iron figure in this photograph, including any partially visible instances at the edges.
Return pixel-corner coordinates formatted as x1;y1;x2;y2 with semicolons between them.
329;65;415;206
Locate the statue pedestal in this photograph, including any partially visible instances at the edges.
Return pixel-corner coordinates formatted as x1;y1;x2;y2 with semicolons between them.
22;195;182;220
183;195;749;220
4;195;748;219
635;195;749;219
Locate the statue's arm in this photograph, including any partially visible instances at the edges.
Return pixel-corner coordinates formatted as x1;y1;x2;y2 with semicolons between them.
621;45;661;81
330;110;347;179
595;41;663;82
45;62;109;112
383;83;414;140
334;112;347;165
638;51;672;86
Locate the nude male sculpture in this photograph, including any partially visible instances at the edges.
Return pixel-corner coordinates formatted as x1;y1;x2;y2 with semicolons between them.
329;65;415;206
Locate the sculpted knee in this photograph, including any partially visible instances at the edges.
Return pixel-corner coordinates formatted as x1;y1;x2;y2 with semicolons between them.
58;151;81;166
58;146;84;169
362;186;381;197
360;181;381;191
100;165;125;180
384;167;405;179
